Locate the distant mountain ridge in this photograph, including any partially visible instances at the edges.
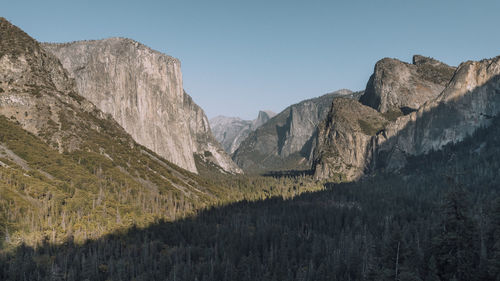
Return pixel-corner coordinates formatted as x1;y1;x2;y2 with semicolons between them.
232;89;359;174
43;38;241;175
210;110;276;154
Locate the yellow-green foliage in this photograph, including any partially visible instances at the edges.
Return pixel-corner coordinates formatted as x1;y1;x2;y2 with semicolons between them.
0;116;323;250
358;119;386;136
382;109;403;121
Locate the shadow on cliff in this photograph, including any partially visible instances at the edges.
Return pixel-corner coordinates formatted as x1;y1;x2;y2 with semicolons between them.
2;75;500;281
369;73;500;174
3;108;500;280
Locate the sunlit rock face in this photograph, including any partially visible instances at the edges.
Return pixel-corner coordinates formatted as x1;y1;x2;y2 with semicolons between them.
232;89;358;174
43;39;241;174
210;110;276;154
360;55;455;114
375;55;500;170
313;55;500;180
312;98;387;181
183;91;242;174
0;17;105;152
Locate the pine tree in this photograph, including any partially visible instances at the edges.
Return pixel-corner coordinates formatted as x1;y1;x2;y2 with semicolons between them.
489;197;500;280
433;188;477;281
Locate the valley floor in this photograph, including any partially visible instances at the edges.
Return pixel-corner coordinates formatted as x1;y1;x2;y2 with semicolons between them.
2;115;500;280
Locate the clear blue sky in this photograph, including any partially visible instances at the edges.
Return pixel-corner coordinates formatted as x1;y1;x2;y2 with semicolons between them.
3;0;500;119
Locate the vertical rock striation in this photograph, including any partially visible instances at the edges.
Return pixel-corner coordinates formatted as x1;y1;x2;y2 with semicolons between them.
374;55;500;170
359;55;455;114
43;39;241;174
313;98;387;180
183;91;242;173
233;89;358;174
313;55;500;180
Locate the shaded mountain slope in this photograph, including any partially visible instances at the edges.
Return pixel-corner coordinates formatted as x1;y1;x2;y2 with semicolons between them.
313;55;500;180
374;55;500;171
3;112;500;280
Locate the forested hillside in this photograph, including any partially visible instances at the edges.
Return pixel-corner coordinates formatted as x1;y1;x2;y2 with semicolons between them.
1;109;499;281
0;17;323;252
1;14;500;281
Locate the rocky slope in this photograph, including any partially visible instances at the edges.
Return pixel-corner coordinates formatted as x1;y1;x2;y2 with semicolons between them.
312;98;387;180
374;55;500;171
43;38;240;174
0;17;232;243
314;55;500;180
183;91;242;173
210;110;275;154
359;55;455;114
232;89;357;174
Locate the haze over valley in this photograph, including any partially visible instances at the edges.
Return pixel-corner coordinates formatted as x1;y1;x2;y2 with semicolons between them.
1;2;500;280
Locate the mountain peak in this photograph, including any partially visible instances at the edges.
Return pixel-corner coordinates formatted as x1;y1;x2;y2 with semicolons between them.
0;17;40;59
412;54;447;66
43;37;241;174
254;110;276;128
359;55;455;113
330;89;353;96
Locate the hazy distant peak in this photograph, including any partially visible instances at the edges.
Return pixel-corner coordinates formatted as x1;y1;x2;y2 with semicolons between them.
329;89;354;96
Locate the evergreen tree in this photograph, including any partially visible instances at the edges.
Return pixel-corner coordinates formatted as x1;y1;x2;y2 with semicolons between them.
433;188;478;281
489;197;500;280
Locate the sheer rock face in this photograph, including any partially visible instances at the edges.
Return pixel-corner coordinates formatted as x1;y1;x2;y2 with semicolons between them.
183;92;242;174
359;55;456;114
313;55;500;180
0;17;229;227
312;98;387;181
253;110;276;129
374;55;500;170
43;39;241;174
232;89;356;174
210;110;276;154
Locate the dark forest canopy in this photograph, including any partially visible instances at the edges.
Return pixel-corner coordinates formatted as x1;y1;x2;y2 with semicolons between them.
1;110;500;281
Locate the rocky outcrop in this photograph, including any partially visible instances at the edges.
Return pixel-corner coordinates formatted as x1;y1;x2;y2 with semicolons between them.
0;18;239;244
43;38;240;174
313;55;500;180
374;55;500;171
359;55;455;114
313;98;387;180
253;110;276;128
0;17;211;184
233;89;356;174
210;110;275;154
183;91;242;173
0;17;101;151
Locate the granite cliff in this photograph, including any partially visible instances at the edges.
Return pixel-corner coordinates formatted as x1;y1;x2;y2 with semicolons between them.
314;55;500;180
359;55;455;114
233;89;358;174
210;110;275;154
374;55;500;171
0;17;221;215
43;39;241;174
312;98;387;180
0;18;254;244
